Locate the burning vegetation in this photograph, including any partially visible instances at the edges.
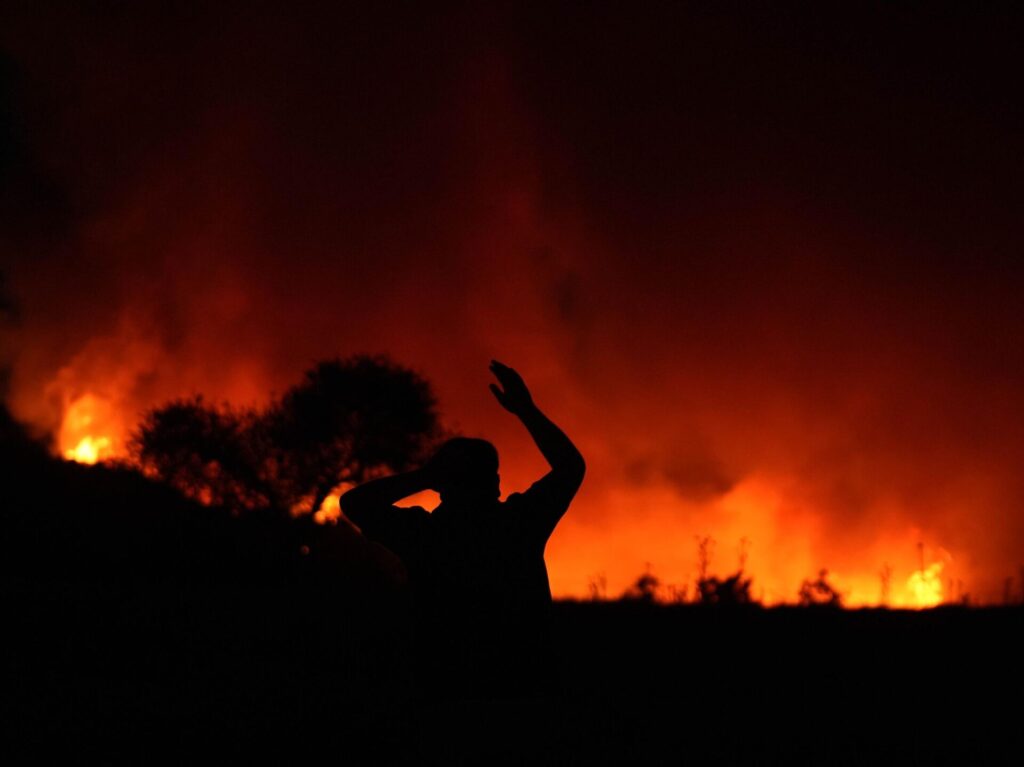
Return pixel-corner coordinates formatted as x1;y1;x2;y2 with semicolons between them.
28;355;1003;608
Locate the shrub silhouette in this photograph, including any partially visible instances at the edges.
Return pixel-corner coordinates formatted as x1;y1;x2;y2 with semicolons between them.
131;355;442;516
697;571;753;605
798;569;843;607
692;534;754;605
622;567;661;603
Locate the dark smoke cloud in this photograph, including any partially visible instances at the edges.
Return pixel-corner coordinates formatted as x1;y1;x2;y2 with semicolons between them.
625;445;739;504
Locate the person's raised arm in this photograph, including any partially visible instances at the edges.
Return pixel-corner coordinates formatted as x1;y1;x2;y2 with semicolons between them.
489;360;586;490
339;468;434;531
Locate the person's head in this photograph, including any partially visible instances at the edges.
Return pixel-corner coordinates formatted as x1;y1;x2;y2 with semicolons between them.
427;437;500;505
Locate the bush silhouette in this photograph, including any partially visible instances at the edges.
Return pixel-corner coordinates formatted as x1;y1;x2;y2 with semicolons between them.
622;567;661;603
692;535;755;605
798;569;843;607
697;571;753;605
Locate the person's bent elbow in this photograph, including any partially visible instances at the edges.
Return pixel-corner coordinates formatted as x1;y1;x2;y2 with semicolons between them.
339;490;367;528
566;452;586;488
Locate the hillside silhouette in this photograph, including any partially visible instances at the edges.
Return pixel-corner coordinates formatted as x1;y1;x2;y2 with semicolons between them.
4;383;1023;762
2;361;425;758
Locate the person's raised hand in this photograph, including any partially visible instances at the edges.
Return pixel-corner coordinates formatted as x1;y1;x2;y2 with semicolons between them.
489;360;534;415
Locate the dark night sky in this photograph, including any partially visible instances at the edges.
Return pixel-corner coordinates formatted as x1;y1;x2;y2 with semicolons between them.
3;2;1024;602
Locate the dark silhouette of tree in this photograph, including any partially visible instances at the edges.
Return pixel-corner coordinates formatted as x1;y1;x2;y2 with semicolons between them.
265;356;441;515
798;569;843;607
132;398;271;511
131;355;442;516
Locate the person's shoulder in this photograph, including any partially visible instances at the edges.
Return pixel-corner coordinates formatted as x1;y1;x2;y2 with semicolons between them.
502;484;550;512
511;472;575;503
503;473;578;535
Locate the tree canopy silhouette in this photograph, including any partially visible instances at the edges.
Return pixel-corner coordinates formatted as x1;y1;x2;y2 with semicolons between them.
131;355;442;516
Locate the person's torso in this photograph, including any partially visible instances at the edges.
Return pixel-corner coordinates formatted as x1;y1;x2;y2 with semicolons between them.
403;505;545;623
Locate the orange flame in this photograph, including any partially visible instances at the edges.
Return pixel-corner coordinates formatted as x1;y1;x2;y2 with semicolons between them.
59;394;119;465
64;435;113;464
907;561;945;608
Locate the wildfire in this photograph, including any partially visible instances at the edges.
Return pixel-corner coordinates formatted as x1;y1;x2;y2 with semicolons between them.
907;561;945;608
45;388;967;605
58;393;119;465
64;435;113;464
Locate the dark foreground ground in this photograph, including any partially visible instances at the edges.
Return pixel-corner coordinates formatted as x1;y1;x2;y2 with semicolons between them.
2;421;1020;763
6;577;1022;765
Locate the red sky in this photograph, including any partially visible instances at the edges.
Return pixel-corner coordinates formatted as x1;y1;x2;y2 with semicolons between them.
3;3;1024;604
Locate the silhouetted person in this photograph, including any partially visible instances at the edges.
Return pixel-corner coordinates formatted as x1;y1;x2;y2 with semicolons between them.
341;360;585;697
